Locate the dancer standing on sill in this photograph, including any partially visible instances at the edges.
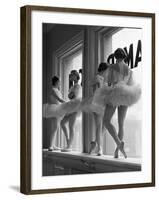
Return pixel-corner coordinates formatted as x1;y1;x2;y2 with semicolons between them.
92;48;141;158
43;49;141;158
60;70;82;152
89;62;110;156
43;76;66;151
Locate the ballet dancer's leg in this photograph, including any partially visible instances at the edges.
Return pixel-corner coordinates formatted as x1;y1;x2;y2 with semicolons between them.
67;112;77;149
49;117;61;151
114;105;128;158
61;113;77;151
96;114;103;156
103;104;127;158
61;115;70;148
90;113;103;156
89;113;97;154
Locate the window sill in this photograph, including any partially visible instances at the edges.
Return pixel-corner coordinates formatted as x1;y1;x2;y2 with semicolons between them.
43;149;141;175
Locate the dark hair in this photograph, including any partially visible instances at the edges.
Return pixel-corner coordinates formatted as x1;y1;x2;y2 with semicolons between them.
98;62;109;73
52;76;59;86
79;68;82;74
114;48;127;60
70;70;80;81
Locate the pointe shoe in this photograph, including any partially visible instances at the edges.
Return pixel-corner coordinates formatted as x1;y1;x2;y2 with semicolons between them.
48;147;53;151
53;146;61;150
61;144;72;152
118;142;127;159
89;141;97;154
114;147;119;158
97;148;103;156
48;146;61;151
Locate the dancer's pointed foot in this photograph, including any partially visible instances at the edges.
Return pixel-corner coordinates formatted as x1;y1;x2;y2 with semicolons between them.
118;142;127;158
114;147;119;158
89;141;97;154
61;144;72;152
48;147;53;151
48;146;61;151
97;148;103;156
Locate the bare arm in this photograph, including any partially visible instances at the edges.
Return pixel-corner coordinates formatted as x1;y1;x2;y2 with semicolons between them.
90;75;102;93
51;89;65;103
68;84;82;99
122;68;133;84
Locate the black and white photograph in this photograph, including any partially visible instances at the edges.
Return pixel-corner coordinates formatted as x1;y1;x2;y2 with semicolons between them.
42;23;142;176
20;6;155;194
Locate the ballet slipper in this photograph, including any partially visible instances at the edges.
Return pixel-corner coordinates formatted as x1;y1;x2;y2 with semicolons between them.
53;146;61;150
89;141;97;154
48;146;61;151
97;148;103;156
48;147;53;151
114;147;119;158
118;142;127;158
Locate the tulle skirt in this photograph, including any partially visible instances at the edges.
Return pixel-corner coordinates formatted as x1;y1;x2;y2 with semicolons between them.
43;83;141;119
93;83;141;107
43;99;82;119
80;97;105;115
43;97;105;119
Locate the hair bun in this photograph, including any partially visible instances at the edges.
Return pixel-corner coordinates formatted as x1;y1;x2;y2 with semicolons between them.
114;48;127;59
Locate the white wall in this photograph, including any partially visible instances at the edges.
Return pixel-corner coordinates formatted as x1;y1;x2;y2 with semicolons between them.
0;0;158;199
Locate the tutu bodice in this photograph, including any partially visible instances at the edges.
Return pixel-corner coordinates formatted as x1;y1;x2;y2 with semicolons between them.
68;83;82;99
91;70;109;88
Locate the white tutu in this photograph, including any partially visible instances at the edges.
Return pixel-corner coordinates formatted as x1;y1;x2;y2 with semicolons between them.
43;99;82;119
80;97;105;115
43;81;140;118
93;82;141;107
43;96;106;118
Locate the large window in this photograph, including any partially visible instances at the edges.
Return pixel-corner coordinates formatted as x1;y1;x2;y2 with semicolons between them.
52;28;142;159
101;28;142;158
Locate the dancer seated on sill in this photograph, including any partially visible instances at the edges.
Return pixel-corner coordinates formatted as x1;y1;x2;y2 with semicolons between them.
60;70;82;152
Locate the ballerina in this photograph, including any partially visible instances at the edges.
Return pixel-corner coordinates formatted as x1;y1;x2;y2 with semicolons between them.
43;49;141;157
92;48;141;158
88;62;109;156
43;76;66;151
43;74;104;153
60;70;82;152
